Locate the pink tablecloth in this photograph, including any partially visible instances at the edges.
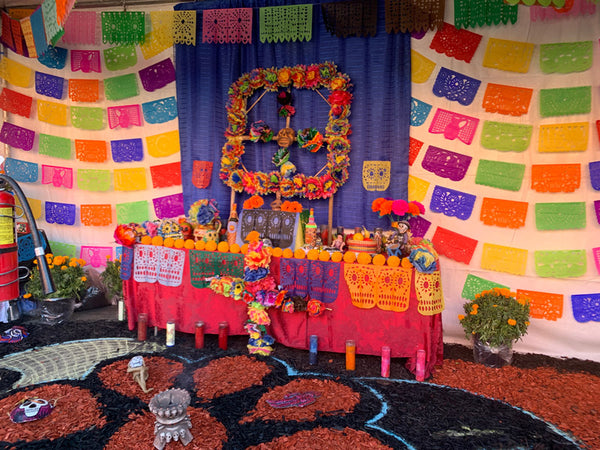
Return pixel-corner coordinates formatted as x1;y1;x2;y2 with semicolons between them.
124;253;444;377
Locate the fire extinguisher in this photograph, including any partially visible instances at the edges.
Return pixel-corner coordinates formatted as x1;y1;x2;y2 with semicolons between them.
0;188;19;302
0;175;55;301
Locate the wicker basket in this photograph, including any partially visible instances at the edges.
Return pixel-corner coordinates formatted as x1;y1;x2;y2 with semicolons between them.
347;239;377;254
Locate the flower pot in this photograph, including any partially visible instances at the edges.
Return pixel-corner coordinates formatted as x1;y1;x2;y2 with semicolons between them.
39;297;75;325
473;335;513;368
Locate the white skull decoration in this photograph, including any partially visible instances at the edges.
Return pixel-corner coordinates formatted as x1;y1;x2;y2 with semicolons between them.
10;398;54;423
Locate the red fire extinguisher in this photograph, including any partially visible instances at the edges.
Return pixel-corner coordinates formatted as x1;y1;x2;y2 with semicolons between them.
0;189;19;301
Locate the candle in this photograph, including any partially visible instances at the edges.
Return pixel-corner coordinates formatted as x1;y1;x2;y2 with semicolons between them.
137;313;148;342
218;321;229;350
195;321;205;349
381;346;391;378
117;299;124;321
309;335;318;365
416;349;426;381
166;320;175;347
345;340;356;371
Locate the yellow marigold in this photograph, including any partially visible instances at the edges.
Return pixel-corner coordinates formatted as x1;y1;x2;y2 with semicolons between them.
307;249;319;260
386;255;400;267
330;252;343;263
458;314;465;321
294;248;306;259
174;239;185;249
343;251;356;264
372;254;386;266
357;253;372;265
105;254;111;260
151;235;164;246
507;318;517;326
163;237;175;248
469;310;477;315
205;240;218;252
272;247;283;258
52;256;63;266
61;266;67;271
48;265;54;269
23;293;32;298
282;248;294;259
78;259;87;266
141;235;152;245
69;260;77;267
81;276;87;282
217;241;230;253
318;251;330;262
230;243;241;254
472;304;479;309
184;239;195;250
33;259;38;265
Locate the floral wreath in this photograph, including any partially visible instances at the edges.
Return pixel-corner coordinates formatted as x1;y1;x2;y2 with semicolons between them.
220;62;353;200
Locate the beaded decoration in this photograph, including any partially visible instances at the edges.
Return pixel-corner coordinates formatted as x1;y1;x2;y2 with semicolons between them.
415;270;444;315
80;204;112;227
362;161;391;191
481;243;528;276
153;193;185;219
535;202;586;231
517;289;563;321
534;250;586;278
482;83;533;116
429;185;476;220
45;201;76;225
538;122;588;152
411;50;436;84
480;121;533;152
114;168;147;191
0;87;32;117
76;169;112;192
480;197;528;229
115;200;149;223
432;67;481;106
461;274;509;301
539;86;591;117
75;139;107;163
475;159;525;192
429;22;482;63
431;226;477;264
150;162;181;189
421;145;472;181
344;264;412;312
531;164;580;193
41;165;73;189
482;38;535;73
571;294;600;323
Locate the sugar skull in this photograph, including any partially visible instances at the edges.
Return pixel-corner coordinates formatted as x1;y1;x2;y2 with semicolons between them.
362;161;390;191
192;160;213;189
10;398;54;423
178;219;193;241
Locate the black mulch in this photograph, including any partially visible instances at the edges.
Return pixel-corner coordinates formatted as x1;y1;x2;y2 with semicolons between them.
0;315;595;449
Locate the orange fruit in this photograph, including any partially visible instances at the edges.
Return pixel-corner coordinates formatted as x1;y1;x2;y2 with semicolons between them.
174;239;185;249
307;249;320;260
230;243;241;254
163;237;175;248
141;235;152;245
401;257;413;269
241;243;249;254
217;241;230;252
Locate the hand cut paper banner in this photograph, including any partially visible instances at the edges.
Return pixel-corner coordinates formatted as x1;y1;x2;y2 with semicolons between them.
35;72;64;100
70;106;105;130
430;185;476;220
539;86;591;117
134;245;185;287
80;246;112;268
104;73;138;100
531;0;596;21
432;67;481;106
480;121;533;152
595;201;600;225
570;294;600;323
411;50;436;83
101;11;146;45
62;11;97;45
362;161;391;191
21;16;39;59
481;243;528;276
259;4;312;43
461;274;509;301
321;0;378;39
39;134;71;159
114;168;147;191
0;58;32;88
142;97;178;124
41;165;73;189
540;41;594;73
48;241;77;258
0;122;35;150
80;204;112;227
173;10;196;46
535;202;586;230
428;108;479;144
480;197;528;229
146;130;180;157
150;162;181;188
410;98;432;126
344;264;412;312
421;145;472;181
538;122;588;152
107;105;142;129
4;158;38;183
189;250;244;289
408;175;430;202
68;79;100;103
70;50;101;73
202;8;252;44
77;169;112;192
116;200;149;224
139;58;176;92
41;0;64;46
482;38;535;73
75;139;107;163
429;22;482;63
38;46;67;70
407;215;431;238
45;201;76;225
37;100;67;126
431;226;477;264
593;247;600;274
534;250;587;278
140;11;174;59
415;271;444;315
453;0;518;29
475;159;525;191
517;289;563;321
409;137;424;166
588;161;600;190
482;83;533;116
104;44;137;71
153;193;184;219
0;87;33;118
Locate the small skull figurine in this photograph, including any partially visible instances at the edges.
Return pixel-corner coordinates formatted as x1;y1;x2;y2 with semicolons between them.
10;398;54;423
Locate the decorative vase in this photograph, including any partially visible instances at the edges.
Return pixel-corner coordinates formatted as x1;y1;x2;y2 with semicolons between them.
39;297;75;326
193;219;222;243
472;335;513;368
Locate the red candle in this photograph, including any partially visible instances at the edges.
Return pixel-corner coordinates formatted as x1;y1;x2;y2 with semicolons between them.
218;321;229;350
381;346;391;378
345;340;356;371
195;321;205;349
416;349;426;381
137;313;148;342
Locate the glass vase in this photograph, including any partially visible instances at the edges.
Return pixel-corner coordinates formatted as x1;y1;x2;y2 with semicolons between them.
473;335;513;368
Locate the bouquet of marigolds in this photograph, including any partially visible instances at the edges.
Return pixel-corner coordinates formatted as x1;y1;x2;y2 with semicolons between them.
459;288;530;348
24;255;88;302
101;256;123;301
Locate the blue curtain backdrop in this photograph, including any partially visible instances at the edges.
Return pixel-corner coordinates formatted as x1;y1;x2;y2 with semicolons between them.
175;0;411;230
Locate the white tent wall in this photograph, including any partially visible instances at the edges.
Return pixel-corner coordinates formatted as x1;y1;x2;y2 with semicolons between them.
2;2;599;363
411;4;600;362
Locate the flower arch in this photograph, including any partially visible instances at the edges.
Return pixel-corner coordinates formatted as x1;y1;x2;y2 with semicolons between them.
220;62;353;200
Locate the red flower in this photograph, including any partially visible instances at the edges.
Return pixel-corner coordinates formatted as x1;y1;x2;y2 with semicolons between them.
371;197;386;213
328;90;352;106
392;199;409;217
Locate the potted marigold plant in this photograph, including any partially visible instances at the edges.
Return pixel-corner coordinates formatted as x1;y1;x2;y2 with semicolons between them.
458;287;530;367
24;254;88;325
100;256;123;302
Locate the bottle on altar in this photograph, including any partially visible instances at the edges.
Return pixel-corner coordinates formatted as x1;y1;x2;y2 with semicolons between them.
304;208;317;246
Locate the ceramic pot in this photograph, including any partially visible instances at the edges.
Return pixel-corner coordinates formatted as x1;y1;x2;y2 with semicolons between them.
193;219;222;243
472;335;513;368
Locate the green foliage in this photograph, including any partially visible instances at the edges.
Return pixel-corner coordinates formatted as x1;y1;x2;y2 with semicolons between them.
25;255;87;301
101;257;123;300
458;287;530;348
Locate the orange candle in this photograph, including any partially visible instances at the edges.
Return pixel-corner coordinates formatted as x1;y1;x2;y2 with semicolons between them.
137;313;147;341
195;321;205;349
345;340;356;371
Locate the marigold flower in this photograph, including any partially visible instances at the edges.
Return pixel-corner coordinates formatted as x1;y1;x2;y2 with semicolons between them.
508;319;517;326
469;310;478;315
81;276;87;282
23;293;32;298
525;321;530;326
458;314;465;321
61;266;67;271
472;304;479;309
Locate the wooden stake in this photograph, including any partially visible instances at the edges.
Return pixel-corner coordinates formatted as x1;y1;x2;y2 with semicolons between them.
327;194;334;246
316;89;331;106
247;89;268;114
314;164;328;177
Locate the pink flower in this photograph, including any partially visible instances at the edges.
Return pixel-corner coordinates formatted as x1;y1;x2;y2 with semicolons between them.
392;199;409;216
